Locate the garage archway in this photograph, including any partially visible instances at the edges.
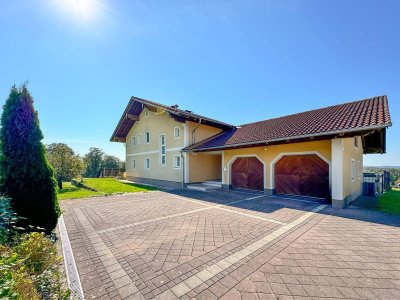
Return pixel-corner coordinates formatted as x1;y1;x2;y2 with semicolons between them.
231;157;264;191
274;154;329;199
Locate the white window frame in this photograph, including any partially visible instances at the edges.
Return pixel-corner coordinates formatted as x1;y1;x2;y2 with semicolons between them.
357;160;361;180
137;134;141;145
131;159;136;170
144;131;150;144
159;134;166;166
173;154;181;169
174;126;181;139
351;159;355;182
144;157;150;170
144;108;149;117
131;136;136;148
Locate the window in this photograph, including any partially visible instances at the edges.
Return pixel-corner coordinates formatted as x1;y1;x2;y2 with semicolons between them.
137;134;141;145
132;159;136;170
160;134;166;165
144;131;150;144
173;155;181;169
351;159;355;182
174;126;181;139
144;108;149;117
144;158;150;170
131;136;136;148
357;160;361;180
354;136;358;148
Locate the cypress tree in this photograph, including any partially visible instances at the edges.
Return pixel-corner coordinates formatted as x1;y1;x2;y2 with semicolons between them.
0;84;60;233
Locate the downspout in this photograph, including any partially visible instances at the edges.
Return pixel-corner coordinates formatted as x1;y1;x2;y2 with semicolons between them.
192;118;202;144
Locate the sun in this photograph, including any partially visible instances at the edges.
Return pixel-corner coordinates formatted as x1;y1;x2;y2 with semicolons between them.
56;0;102;22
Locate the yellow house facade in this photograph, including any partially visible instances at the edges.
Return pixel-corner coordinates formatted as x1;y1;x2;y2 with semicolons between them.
111;96;391;208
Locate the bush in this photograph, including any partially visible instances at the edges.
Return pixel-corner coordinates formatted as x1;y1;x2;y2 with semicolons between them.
0;233;69;299
0;84;60;233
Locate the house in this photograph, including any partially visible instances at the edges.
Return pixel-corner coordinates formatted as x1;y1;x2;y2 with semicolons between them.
111;95;392;208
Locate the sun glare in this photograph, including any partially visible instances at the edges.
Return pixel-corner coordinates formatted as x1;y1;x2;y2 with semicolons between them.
56;0;103;23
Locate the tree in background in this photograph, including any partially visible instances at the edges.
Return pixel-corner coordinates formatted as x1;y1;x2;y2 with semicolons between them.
83;147;104;177
0;85;60;233
46;143;85;189
103;155;123;169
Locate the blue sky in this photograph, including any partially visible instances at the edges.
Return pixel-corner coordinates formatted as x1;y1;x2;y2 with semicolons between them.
0;0;398;166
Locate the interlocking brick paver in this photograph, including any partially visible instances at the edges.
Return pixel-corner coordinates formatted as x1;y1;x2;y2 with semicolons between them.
60;190;400;299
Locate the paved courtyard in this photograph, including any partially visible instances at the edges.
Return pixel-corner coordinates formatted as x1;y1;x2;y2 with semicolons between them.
60;189;400;299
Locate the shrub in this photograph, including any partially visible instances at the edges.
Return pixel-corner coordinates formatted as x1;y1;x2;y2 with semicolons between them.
0;84;60;233
0;233;69;299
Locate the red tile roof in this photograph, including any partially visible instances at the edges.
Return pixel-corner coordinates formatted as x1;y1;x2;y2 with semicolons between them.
184;95;392;151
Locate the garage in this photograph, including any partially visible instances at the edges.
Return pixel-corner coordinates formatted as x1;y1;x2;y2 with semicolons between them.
231;157;264;190
275;154;329;199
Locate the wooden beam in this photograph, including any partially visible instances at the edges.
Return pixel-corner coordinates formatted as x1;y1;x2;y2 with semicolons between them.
169;113;186;123
144;104;157;112
126;114;139;121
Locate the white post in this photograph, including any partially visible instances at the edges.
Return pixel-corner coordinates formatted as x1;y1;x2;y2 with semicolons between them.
331;139;345;208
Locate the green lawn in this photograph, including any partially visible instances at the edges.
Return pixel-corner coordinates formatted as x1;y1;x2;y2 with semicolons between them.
57;182;102;200
377;188;400;215
58;178;157;200
83;178;157;193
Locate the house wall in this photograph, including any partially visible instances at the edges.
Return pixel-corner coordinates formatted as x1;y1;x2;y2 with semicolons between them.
188;153;222;183
342;136;363;205
222;140;332;192
185;122;223;183
125;109;184;185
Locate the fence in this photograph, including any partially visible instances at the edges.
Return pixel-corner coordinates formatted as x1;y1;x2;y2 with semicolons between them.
363;171;391;196
100;168;125;178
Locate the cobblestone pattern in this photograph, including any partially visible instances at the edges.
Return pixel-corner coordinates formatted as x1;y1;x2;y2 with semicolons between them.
60;190;400;299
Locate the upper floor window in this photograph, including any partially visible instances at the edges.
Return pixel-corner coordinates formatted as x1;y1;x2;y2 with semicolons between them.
357;160;361;180
131;136;136;148
351;159;355;182
173;155;181;169
144;131;150;144
174;126;181;139
144;108;149;117
354;136;358;148
144;158;150;170
160;134;166;165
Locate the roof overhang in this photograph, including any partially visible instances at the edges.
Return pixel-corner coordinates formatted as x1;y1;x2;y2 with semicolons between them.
110;97;234;142
183;124;391;153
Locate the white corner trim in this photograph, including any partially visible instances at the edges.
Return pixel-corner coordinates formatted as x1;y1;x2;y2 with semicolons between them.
222;151;225;184
183;123;188;147
331;139;344;200
226;154;266;188
269;151;331;190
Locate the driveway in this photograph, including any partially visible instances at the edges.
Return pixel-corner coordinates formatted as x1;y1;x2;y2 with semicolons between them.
60;189;400;299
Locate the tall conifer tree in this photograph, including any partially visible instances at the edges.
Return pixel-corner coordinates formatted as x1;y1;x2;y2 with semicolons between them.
0;84;60;232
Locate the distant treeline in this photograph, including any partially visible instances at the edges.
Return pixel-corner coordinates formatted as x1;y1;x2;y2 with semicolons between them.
364;166;400;185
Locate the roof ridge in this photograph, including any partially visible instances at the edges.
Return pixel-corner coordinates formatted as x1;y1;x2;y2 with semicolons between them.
239;95;387;127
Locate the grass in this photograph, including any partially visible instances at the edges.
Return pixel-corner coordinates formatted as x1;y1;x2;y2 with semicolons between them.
57;178;157;200
57;182;102;200
377;187;400;215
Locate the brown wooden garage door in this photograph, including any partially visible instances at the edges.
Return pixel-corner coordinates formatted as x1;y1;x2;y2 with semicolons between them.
275;154;329;199
231;157;264;190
